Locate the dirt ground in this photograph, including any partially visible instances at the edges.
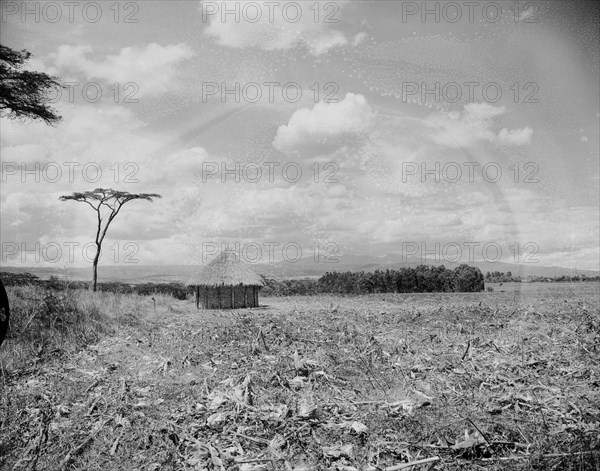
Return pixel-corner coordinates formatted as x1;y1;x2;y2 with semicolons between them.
1;283;599;470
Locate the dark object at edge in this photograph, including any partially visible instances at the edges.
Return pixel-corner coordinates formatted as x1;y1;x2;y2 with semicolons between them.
0;279;9;347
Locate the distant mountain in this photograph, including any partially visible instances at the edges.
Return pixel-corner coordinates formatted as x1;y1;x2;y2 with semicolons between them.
0;265;198;284
1;254;598;284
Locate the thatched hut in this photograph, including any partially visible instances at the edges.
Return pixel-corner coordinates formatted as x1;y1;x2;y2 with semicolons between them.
186;251;264;309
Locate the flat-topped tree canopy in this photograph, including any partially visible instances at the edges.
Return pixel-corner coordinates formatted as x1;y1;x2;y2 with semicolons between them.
59;188;161;291
186;251;264;288
186;251;264;309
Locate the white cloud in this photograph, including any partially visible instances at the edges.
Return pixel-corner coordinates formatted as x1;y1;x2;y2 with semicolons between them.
25;56;59;76
53;45;92;70
463;102;506;121
352;32;368;46
52;43;195;97
427;103;533;149
273;93;375;155
201;0;350;55
305;29;348;55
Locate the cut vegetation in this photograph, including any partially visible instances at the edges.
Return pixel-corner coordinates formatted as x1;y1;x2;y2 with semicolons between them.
0;283;599;470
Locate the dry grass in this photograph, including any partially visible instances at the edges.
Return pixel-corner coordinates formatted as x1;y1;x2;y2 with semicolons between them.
0;282;598;470
0;287;173;371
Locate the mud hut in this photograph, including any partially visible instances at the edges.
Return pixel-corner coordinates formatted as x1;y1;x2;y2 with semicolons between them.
185;251;264;309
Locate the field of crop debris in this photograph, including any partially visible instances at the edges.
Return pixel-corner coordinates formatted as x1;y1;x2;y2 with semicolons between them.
1;282;599;470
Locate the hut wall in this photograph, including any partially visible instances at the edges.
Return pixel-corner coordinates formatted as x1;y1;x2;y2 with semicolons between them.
196;285;260;309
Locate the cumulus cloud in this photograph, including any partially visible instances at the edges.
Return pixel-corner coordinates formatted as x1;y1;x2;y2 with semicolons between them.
273;93;375;155
201;0;351;55
426;103;533;148
52;43;195;96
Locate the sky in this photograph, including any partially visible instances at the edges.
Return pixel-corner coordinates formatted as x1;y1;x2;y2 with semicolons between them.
1;0;599;270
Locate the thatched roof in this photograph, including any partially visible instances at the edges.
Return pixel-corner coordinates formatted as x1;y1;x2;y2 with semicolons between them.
185;251;264;287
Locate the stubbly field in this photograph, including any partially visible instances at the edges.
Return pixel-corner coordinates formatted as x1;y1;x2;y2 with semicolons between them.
1;282;599;470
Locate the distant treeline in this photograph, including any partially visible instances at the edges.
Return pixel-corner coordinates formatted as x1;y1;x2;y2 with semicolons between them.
529;274;600;282
485;271;520;283
261;269;600;295
317;264;484;294
484;271;600;283
261;277;319;296
263;264;485;295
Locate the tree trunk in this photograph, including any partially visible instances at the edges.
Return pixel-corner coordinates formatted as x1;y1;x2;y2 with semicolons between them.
92;243;101;292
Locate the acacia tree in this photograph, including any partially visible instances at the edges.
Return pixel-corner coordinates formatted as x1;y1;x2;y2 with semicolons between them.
0;44;63;124
60;189;162;291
